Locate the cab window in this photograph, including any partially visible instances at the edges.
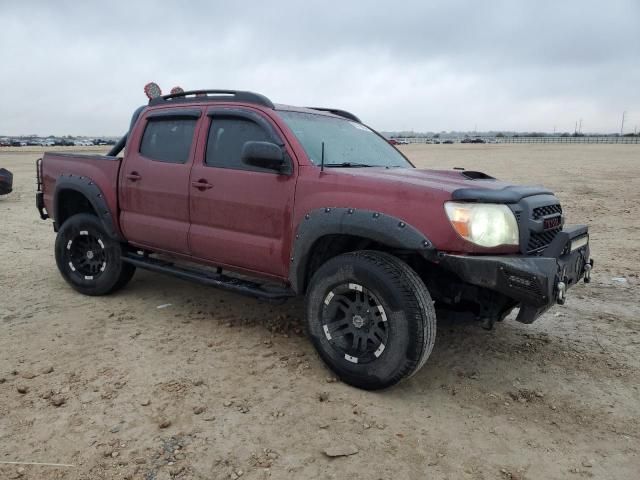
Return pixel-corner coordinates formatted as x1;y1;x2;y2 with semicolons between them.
206;117;273;172
140;118;197;163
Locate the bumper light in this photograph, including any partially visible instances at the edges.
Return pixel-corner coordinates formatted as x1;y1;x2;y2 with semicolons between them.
445;202;519;247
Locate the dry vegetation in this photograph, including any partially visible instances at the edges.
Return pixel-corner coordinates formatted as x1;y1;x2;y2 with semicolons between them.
1;144;639;479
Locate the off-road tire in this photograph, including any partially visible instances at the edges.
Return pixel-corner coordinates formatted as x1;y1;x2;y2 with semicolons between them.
54;213;135;296
305;250;436;390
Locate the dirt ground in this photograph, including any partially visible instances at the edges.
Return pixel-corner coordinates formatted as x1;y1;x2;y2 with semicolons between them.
1;144;639;480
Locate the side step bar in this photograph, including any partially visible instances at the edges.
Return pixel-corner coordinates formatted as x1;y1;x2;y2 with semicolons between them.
123;252;296;303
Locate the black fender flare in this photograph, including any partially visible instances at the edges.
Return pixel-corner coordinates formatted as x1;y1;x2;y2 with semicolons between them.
53;174;121;240
289;208;433;293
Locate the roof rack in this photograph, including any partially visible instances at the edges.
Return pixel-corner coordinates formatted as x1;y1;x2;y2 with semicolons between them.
149;90;275;109
307;107;361;123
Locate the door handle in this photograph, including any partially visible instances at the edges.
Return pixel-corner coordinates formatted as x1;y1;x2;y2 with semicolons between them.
191;179;213;190
126;172;141;181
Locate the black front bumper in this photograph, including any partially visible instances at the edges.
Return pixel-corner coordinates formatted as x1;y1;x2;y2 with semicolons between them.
436;225;592;324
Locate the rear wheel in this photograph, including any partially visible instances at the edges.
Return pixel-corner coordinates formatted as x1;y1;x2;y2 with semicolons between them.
305;250;436;390
54;213;135;296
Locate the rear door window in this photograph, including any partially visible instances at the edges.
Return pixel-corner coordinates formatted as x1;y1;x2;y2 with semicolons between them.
140;118;197;163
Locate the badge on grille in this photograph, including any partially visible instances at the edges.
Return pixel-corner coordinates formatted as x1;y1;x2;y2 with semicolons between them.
543;216;561;230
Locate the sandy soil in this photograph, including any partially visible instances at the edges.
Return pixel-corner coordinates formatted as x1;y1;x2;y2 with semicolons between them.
1;144;639;480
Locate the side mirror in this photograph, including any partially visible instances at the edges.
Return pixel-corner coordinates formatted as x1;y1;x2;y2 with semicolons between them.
241;141;288;173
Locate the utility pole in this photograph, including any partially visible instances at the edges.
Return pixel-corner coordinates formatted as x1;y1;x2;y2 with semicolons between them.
578;119;582;134
620;111;626;135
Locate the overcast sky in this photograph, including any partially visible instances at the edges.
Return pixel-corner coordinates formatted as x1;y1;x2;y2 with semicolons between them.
1;0;639;136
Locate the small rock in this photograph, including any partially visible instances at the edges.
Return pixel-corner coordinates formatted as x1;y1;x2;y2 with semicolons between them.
50;395;66;407
21;371;37;379
223;400;233;407
193;379;204;386
324;445;359;457
110;425;121;433
140;399;151;406
111;451;119;458
158;419;172;429
41;366;54;374
318;392;329;402
16;385;28;394
193;406;205;415
582;460;593;468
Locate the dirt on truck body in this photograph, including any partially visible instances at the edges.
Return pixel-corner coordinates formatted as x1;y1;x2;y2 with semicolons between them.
36;87;592;389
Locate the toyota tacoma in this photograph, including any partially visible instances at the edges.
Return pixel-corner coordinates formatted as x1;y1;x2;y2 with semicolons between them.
36;86;593;390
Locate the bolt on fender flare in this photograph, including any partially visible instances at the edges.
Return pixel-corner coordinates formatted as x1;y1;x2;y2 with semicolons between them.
53;174;122;240
289;207;433;293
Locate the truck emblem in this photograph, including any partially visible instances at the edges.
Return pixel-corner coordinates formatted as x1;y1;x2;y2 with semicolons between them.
543;216;561;230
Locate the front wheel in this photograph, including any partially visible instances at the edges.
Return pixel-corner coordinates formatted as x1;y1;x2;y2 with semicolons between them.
54;213;135;296
305;251;436;390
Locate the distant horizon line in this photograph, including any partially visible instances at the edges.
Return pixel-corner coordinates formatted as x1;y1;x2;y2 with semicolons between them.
2;130;637;138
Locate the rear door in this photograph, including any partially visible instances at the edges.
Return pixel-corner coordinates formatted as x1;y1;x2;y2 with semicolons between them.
188;108;297;278
119;108;202;254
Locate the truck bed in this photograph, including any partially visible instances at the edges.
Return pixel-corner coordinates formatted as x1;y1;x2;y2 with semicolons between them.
39;152;122;230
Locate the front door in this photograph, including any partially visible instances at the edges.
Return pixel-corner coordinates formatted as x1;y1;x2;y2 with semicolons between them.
119;109;201;254
188;108;297;278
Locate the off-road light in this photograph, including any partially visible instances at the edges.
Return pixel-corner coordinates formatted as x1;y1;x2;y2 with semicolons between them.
444;202;519;247
170;86;184;94
144;82;162;99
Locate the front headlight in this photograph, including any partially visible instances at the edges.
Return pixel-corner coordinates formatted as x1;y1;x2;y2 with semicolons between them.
444;202;519;247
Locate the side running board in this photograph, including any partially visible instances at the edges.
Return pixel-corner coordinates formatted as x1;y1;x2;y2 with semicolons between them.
123;252;296;303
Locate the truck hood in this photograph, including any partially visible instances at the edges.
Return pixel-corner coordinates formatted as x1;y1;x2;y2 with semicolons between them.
338;167;553;203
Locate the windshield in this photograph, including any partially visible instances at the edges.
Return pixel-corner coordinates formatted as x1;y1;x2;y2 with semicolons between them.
278;111;413;168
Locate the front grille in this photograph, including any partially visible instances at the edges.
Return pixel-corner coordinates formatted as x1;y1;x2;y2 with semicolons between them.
532;204;562;219
523;202;563;254
527;227;562;254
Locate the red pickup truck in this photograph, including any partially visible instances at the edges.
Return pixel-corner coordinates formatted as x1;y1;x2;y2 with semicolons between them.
36;89;592;389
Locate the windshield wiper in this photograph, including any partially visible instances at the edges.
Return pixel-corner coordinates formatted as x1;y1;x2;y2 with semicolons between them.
323;162;374;168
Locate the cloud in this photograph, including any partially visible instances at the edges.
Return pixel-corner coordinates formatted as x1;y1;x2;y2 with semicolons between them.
1;0;639;135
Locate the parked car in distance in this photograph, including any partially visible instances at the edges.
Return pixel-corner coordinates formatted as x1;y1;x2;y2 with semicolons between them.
0;168;13;195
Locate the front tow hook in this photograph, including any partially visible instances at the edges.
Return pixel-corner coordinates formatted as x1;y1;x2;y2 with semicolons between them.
584;259;594;283
556;281;567;305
